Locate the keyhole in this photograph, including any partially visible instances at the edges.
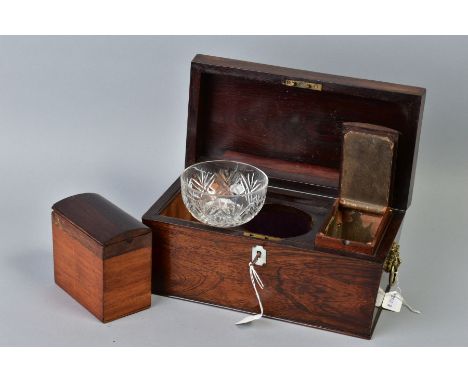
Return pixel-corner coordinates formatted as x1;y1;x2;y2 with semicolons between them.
252;245;266;266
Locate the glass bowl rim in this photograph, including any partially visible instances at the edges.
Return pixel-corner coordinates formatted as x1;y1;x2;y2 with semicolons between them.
180;159;269;198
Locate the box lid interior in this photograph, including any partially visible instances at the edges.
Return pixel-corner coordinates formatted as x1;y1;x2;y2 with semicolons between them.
186;54;425;210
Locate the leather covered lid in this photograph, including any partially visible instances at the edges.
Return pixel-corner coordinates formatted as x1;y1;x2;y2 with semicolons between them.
52;193;150;245
186;54;425;210
340;123;399;214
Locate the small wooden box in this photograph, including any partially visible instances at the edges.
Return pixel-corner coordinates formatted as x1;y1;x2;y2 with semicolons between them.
52;193;152;322
315;122;400;256
143;55;425;339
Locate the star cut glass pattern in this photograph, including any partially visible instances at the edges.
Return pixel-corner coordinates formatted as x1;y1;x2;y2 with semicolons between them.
180;160;268;227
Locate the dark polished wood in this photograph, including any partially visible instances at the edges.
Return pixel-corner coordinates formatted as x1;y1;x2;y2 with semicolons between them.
144;180;405;338
146;179;338;255
143;55;425;338
146;215;383;339
53;193;150;248
187;54;425;210
52;193;152;323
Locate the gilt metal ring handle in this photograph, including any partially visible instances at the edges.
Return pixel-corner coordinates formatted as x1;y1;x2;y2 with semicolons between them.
383;242;401;285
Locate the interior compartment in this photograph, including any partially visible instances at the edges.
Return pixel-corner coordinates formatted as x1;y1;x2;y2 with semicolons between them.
243;204;313;238
161;193;198;223
316;199;392;256
144;55;424;268
323;203;384;244
160;184;334;248
315;122;399;256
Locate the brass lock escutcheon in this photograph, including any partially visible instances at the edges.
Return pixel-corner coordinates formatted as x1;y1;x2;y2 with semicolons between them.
383;242;401;285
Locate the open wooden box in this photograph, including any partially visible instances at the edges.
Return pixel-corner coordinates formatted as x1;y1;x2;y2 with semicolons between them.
143;55;425;339
316;122;400;256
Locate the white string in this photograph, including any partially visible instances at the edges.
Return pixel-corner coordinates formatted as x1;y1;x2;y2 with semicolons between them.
393;273;421;314
249;262;264;315
235;261;265;325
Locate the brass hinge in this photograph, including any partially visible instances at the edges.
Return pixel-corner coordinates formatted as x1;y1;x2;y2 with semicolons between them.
282;79;322;91
243;232;281;241
383;242;401;285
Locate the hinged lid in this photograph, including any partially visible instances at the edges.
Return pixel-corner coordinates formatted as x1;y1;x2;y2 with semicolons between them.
186;54;425;210
52;193;150;245
340;122;399;214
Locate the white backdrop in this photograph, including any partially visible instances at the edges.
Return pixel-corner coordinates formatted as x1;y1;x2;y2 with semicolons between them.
1;36;466;345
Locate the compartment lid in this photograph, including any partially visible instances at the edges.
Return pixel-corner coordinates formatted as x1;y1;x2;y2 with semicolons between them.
52;193;150;245
186;54;425;210
340;123;399;214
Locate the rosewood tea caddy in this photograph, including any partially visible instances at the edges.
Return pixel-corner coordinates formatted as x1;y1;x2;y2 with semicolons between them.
143;55;425;338
52;193;152;322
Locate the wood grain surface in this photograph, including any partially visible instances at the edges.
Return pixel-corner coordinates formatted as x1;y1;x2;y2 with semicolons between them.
52;193;150;248
52;194;152;323
53;211;104;320
186;54;425;211
103;247;152;322
149;220;382;338
142;55;423;338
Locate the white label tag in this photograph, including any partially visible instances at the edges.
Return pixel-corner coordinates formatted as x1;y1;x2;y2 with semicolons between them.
236;313;263;325
375;287;385;307
382;291;403;312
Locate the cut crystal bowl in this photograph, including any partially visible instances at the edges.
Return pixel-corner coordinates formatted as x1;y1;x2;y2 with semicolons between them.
180;160;268;228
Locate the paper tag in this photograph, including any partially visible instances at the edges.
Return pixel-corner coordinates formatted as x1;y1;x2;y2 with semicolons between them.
236;313;263;325
375;287;385;307
382;291;403;312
